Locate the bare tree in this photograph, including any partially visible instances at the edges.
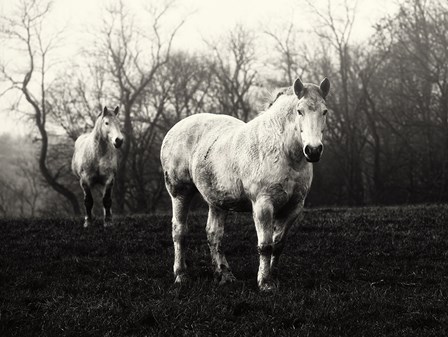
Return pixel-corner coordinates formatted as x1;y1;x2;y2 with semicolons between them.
0;0;80;214
49;63;107;141
264;23;306;85
206;25;258;122
368;0;448;202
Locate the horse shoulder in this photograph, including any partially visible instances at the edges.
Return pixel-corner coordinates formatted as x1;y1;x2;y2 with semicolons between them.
243;144;313;209
74;133;90;148
72;134;89;175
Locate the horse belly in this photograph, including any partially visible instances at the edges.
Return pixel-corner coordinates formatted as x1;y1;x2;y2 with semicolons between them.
77;156;116;187
95;157;116;185
200;185;252;212
193;163;251;211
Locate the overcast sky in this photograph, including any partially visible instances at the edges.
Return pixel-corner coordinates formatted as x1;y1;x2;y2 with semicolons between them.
0;0;397;136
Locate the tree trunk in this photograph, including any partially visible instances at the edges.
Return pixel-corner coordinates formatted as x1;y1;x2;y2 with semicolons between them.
37;129;81;215
22;73;81;215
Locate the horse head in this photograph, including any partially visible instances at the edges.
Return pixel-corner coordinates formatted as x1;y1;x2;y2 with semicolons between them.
98;106;124;149
293;78;330;162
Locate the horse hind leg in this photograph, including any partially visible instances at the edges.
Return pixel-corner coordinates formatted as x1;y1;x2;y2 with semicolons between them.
81;181;94;228
206;206;236;285
171;192;194;284
102;180;113;228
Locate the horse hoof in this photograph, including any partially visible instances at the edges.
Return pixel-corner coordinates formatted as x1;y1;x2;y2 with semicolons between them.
174;274;189;284
259;280;278;292
83;220;93;228
218;271;237;285
103;221;114;228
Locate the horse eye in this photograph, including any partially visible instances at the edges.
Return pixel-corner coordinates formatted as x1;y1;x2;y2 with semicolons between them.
297;109;303;116
105;122;109;125
323;109;328;116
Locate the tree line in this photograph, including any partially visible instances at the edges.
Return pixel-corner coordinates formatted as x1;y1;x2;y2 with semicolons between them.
1;0;447;217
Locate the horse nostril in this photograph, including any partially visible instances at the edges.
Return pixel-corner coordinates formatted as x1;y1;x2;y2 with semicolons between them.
304;144;323;162
304;145;312;156
114;138;123;148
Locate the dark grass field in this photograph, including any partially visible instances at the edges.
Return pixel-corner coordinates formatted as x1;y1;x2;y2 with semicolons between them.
1;205;448;336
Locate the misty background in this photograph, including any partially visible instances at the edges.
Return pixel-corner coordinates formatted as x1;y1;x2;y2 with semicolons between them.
0;0;447;217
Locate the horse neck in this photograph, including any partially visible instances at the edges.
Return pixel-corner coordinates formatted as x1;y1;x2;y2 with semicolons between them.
92;121;110;155
255;97;301;154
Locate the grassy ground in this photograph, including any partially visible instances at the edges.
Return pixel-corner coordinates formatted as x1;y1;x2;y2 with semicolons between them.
0;205;448;336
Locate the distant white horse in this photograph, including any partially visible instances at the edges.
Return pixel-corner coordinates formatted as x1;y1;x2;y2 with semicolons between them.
72;106;124;228
161;77;330;291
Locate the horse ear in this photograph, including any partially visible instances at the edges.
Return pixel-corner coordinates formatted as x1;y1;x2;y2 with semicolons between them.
293;78;304;97
320;78;330;99
114;106;119;116
102;106;110;116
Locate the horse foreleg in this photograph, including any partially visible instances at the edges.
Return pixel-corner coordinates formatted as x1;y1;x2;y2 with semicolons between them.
206;206;235;285
81;182;93;228
270;205;304;277
103;181;113;227
171;196;192;284
253;197;275;291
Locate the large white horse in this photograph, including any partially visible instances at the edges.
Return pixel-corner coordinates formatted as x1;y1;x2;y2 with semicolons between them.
160;78;330;291
72;106;124;228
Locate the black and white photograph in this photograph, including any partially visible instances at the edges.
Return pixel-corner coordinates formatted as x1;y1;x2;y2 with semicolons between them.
0;0;447;335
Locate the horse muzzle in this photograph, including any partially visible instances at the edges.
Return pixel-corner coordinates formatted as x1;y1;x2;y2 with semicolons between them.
114;138;124;149
303;144;323;162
